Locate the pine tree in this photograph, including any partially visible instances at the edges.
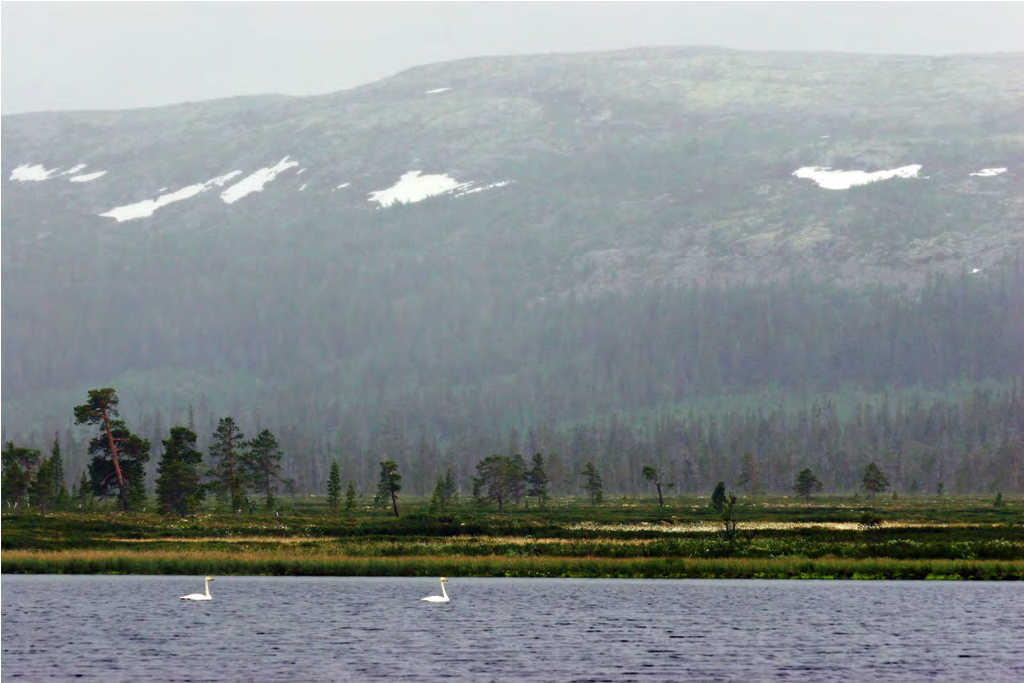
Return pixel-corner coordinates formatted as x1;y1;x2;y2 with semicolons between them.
793;468;823;504
326;460;342;513
861;462;890;498
642;465;672;508
155;426;206;516
73;388;150;512
472;455;525;513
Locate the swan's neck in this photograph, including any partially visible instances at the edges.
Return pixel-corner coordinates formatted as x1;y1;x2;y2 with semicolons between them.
205;581;211;598
440;581;448;600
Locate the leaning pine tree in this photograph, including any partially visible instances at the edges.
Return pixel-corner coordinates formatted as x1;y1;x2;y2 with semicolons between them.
73;388;150;512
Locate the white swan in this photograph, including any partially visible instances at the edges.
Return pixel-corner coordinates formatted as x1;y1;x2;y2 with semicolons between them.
421;577;449;603
180;577;215;601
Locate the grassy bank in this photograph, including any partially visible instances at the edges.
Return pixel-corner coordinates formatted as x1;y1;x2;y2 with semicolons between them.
4;549;1021;580
3;494;1021;579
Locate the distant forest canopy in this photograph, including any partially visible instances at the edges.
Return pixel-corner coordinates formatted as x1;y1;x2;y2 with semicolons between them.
6;380;1024;502
5;255;1022;422
4;262;1022;499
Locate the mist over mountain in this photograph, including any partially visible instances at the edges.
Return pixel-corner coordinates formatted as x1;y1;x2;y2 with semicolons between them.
3;47;1022;494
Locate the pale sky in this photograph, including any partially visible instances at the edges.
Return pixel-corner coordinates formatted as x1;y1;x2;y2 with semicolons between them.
2;1;1022;115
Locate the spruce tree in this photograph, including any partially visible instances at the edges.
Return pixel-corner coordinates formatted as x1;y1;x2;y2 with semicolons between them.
429;474;446;515
326;460;342;513
75;469;92;508
376;460;402;517
344;480;358;515
208;417;246;512
50;434;68;509
525;453;549;508
31;457;57;512
428;469;457;515
244;429;284;511
2;442;41;509
443;468;458;508
156;427;206;516
581;461;603;506
711;481;727;513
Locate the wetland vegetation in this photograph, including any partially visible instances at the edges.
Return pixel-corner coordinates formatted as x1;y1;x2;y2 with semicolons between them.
4;494;1021;580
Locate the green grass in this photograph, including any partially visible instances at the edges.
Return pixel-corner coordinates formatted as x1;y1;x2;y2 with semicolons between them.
3;550;1020;580
3;494;1021;579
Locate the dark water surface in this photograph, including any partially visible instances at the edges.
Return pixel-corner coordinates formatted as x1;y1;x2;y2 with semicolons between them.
2;576;1022;682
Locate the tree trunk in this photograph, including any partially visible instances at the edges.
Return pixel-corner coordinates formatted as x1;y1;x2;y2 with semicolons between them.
656;483;664;508
101;408;129;512
390;489;399;518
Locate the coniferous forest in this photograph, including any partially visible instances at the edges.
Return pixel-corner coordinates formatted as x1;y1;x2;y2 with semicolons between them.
3;49;1023;509
4;261;1022;505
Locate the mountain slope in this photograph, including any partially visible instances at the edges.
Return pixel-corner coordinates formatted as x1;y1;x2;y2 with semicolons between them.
2;47;1022;441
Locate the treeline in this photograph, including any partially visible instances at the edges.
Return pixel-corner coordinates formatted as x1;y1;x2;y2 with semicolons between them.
5;382;1023;511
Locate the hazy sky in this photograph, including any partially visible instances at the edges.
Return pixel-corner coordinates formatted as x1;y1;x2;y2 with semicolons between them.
2;1;1022;115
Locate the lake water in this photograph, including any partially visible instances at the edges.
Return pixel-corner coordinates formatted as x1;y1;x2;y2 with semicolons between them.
2;576;1022;682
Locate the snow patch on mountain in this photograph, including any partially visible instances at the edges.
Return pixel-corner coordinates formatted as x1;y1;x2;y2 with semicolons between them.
792;165;922;190
970;168;1007;177
100;171;242;222
69;170;107;183
425;87;452;94
10;164;62;181
369;171;469;207
221;157;300;204
455;181;512;197
12;163;106;183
